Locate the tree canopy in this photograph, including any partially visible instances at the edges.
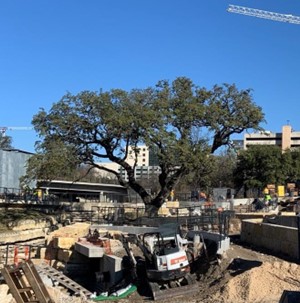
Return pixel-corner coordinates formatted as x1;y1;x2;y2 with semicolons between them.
28;77;264;215
234;145;300;197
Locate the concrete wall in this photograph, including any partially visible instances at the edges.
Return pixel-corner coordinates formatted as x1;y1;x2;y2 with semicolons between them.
241;219;299;259
263;215;298;228
101;255;123;286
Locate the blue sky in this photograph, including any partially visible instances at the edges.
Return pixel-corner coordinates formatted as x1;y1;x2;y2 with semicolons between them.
1;0;300;153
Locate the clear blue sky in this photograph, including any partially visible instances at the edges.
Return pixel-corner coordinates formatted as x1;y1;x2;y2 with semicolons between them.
1;0;300;153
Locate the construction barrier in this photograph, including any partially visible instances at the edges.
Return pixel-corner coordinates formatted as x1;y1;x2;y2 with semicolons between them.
13;246;30;266
14;246;18;266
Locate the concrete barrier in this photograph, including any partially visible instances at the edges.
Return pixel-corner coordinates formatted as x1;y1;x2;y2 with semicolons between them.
241;218;299;259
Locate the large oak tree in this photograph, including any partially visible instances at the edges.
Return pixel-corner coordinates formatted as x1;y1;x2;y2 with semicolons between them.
28;77;264;216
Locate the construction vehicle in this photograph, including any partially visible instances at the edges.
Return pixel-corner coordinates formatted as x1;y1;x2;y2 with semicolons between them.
121;223;204;300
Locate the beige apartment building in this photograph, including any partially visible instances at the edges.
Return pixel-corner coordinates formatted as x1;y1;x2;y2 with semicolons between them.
244;125;300;151
96;145;160;180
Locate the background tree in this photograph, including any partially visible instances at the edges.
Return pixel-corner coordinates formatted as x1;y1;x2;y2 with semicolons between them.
209;151;237;189
182;154;216;195
25;139;80;182
0;135;13;149
28;77;264;215
282;149;300;184
234;145;284;197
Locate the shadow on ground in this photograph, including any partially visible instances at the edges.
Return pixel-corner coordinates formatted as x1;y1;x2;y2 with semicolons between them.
227;258;262;277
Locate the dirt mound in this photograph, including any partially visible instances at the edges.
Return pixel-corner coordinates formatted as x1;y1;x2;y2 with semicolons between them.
209;260;300;303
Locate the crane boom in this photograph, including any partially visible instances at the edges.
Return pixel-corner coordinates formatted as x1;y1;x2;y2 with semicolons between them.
0;126;33;136
227;4;300;25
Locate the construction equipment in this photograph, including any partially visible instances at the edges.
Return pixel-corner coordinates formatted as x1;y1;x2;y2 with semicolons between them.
227;4;300;25
121;223;204;300
0;126;33;137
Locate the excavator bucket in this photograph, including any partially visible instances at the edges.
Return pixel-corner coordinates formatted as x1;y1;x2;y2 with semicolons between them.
148;273;199;301
149;281;199;301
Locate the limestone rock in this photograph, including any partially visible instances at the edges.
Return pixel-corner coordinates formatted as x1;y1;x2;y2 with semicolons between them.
0;284;15;303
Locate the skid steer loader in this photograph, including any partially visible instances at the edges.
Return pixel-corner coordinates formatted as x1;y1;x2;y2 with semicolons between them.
121;223;202;300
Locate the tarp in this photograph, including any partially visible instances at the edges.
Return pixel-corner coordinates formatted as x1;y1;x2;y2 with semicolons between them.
92;284;137;301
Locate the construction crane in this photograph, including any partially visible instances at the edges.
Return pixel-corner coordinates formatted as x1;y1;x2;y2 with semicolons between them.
0;126;33;137
227;4;300;25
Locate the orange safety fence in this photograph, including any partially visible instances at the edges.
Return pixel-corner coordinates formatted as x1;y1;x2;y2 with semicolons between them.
24;245;29;261
13;245;30;266
14;246;18;266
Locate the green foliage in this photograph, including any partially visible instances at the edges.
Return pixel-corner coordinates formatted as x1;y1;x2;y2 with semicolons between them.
0;135;13;149
205;84;265;153
182;154;217;191
24;139;81;182
209;152;237;188
28;77;264;215
234;145;288;195
282;149;300;182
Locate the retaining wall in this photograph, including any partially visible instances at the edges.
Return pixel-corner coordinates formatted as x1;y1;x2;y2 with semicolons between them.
241;218;299;259
0;229;46;243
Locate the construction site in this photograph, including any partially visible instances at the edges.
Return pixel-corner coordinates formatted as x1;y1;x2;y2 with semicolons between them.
2;0;300;302
1;186;300;303
1;7;300;303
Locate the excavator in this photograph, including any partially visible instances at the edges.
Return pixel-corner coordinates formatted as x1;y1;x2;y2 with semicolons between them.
121;223;204;300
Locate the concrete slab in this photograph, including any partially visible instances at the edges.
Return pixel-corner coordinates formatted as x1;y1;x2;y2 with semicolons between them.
75;242;105;258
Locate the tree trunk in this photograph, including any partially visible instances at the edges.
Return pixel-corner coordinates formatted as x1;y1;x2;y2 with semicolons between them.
143;195;166;217
144;204;160;217
145;204;160;218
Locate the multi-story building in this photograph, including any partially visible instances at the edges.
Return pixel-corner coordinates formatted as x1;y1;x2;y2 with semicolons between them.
244;125;300;151
96;145;161;180
126;145;149;166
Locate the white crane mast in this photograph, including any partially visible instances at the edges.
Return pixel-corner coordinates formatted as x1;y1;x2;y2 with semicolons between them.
227;4;300;25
